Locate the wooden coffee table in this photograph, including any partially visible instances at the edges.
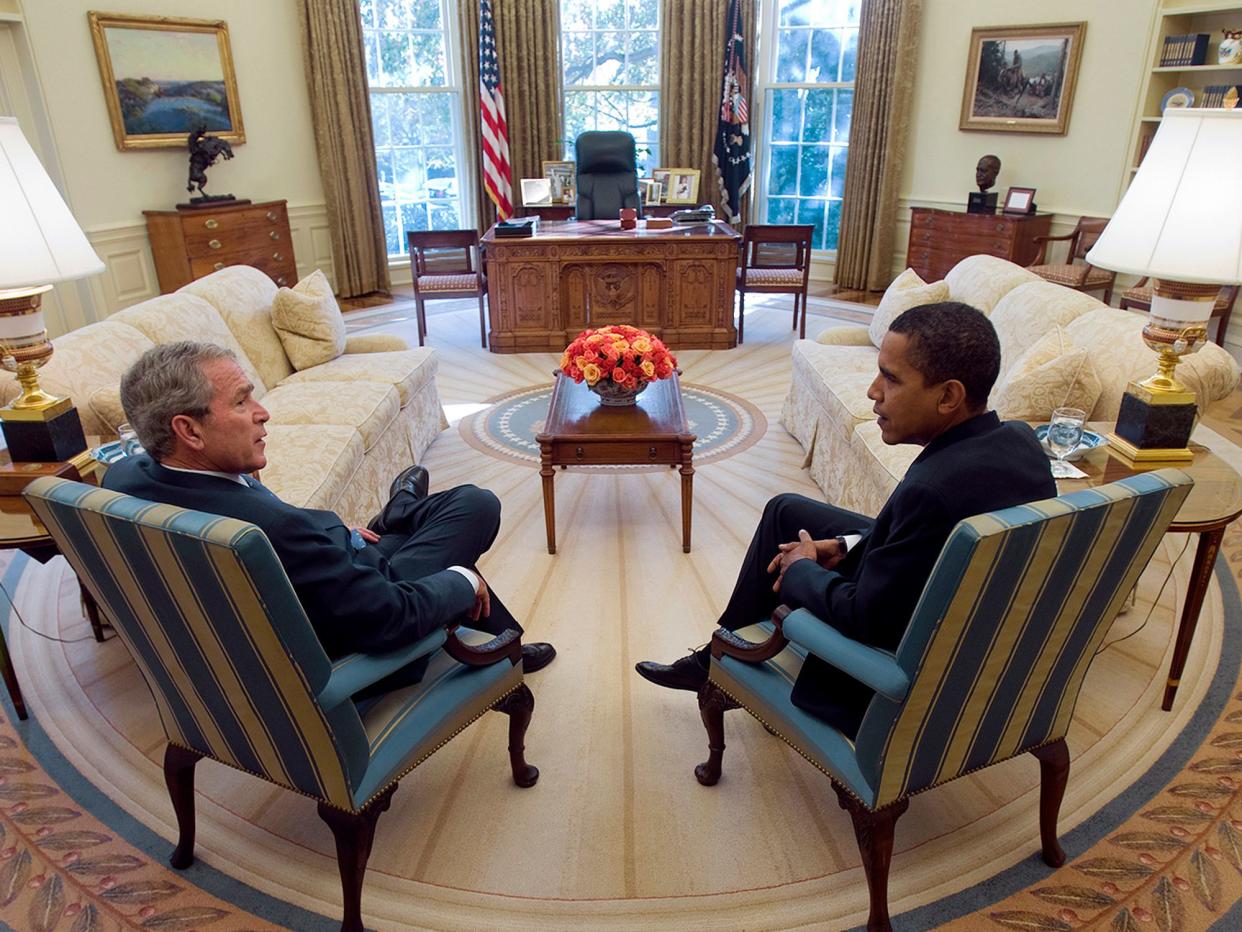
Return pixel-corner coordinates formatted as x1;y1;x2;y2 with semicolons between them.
536;372;696;554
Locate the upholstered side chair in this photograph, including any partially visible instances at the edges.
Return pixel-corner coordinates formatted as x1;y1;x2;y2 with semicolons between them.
407;229;488;348
24;477;538;932
690;470;1192;932
1120;279;1238;347
736;224;814;343
1027;217;1117;303
574;130;642;221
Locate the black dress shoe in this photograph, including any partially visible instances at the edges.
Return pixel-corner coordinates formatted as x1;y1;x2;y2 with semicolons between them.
388;464;429;500
635;649;710;691
521;642;556;673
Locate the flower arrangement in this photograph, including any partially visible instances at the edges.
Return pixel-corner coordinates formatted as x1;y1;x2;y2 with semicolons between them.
559;325;677;404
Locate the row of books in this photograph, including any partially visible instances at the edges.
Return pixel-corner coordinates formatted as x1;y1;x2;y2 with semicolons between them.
1160;33;1210;67
1201;84;1242;108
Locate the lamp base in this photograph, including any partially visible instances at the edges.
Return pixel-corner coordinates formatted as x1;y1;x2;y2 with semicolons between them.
0;406;87;462
1108;383;1197;462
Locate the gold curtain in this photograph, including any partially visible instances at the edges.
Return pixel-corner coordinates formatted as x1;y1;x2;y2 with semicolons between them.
659;0;756;223
833;0;923;292
295;0;390;297
459;0;563;233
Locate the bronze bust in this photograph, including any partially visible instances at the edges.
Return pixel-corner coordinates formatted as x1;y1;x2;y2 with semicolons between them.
975;154;1001;193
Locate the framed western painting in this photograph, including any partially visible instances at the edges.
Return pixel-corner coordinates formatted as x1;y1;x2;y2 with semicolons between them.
88;12;245;150
959;22;1086;135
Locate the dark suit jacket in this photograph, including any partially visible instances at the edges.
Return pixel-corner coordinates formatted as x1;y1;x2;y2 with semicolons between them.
103;456;476;658
780;412;1057;732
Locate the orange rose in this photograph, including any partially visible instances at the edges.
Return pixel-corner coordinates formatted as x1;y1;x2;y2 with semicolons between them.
631;337;652;354
581;362;602;384
640;359;655;378
612;366;629;384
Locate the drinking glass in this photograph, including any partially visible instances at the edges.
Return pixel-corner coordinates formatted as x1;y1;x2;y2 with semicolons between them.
1047;407;1086;462
117;422;145;457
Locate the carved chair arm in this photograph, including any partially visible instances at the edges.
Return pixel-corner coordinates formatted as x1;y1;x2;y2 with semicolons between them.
444;626;523;667
1030;232;1074;266
710;606;790;663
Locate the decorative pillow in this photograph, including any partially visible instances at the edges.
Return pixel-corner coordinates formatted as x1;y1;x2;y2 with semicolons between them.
271;269;346;370
868;268;950;348
992;327;1103;421
88;385;128;436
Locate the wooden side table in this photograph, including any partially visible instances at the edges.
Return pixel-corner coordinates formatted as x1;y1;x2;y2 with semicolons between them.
906;207;1052;282
1056;429;1242;710
536;373;695;554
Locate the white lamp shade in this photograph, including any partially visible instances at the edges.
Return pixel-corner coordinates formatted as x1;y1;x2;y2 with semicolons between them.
0;116;104;290
1087;108;1242;285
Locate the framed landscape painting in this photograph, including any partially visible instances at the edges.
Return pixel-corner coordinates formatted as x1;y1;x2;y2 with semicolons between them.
959;23;1086;135
89;12;245;150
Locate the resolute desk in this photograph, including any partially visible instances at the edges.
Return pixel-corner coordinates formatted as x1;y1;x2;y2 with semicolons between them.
481;219;740;353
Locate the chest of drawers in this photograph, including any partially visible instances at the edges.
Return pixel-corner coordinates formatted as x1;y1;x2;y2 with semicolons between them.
144;199;297;293
906;207;1051;283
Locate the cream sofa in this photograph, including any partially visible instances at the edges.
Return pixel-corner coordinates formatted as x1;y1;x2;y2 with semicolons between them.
782;255;1241;517
3;266;446;527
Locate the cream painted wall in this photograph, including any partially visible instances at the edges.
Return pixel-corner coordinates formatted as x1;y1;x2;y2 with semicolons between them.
901;0;1157;217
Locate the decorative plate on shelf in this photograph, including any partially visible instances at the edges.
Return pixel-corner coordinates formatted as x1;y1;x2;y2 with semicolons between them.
1034;426;1108;462
1225;86;1240;110
1161;87;1195;112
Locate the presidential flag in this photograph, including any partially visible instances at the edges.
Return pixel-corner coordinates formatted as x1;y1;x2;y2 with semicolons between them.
479;0;513;220
712;0;751;224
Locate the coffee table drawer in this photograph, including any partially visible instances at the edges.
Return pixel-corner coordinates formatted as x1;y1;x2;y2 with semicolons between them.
550;439;681;465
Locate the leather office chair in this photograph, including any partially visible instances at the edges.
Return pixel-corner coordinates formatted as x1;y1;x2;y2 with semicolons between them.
687;470;1192;931
574;131;642;221
1027;217;1117;304
25;477;538;932
408;229;488;348
736;224;814;343
1120;279;1238;348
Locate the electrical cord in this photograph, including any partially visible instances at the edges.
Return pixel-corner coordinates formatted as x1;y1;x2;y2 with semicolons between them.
0;576;107;645
1095;534;1193;656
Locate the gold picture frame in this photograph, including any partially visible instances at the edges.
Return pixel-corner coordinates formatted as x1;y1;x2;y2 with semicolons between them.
659;167;701;204
640;178;663;206
542;160;576;204
959;22;1086;135
88;12;245;151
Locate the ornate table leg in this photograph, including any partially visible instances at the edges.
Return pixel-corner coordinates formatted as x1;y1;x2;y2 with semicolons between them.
680;438;694;553
1163;526;1224;711
540;444;557;554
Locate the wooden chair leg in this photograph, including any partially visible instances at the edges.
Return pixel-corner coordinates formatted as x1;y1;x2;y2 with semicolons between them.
477;290;488;349
835;786;909;932
81;583;105;642
798;289;808;339
737;290;745;344
318;785;397;932
164;744;204;869
493;682;539;787
791;292;798;330
414;296;427;347
1031;738;1070;867
0;626;26;721
695;680;738;786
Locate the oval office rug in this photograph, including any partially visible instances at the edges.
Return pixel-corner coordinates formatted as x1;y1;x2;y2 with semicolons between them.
459;381;767;470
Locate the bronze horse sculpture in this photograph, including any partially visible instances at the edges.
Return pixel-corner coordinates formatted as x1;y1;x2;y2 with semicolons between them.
186;126;234;200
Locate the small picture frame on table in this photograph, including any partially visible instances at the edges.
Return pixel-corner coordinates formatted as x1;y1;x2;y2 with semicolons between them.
520;178;553;206
660;167;701;204
640;178;662;205
542;160;576;204
1002;186;1037;215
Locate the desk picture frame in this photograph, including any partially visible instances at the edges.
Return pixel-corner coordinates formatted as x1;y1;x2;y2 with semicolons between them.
88;12;245;151
660;167;701;204
542;160;576;204
640;178;662;205
520;178;553;206
1002;186;1037;214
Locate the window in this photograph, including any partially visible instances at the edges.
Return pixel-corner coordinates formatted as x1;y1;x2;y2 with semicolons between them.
759;0;858;251
561;0;660;176
362;0;468;257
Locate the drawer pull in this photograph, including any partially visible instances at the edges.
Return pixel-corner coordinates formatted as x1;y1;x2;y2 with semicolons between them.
269;231;281;241
266;210;278;222
276;276;288;286
204;218;219;230
575;446;584;460
273;252;284;261
208;239;222;250
648;446;658;459
213;262;224;271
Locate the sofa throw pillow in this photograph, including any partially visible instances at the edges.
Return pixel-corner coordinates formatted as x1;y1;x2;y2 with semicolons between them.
868;268;950;348
992;326;1103;421
271;269;346;370
88;385;129;436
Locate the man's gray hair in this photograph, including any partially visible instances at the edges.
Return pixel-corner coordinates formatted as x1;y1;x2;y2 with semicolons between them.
119;341;237;461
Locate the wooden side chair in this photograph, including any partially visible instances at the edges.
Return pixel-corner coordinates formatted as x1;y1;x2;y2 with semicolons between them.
25;477;538;932
737;224;814;343
407;229;487;348
689;469;1192;931
1120;279;1238;347
1027;216;1117;303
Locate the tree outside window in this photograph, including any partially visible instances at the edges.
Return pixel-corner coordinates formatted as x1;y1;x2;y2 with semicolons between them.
561;0;660;175
363;0;466;257
760;0;858;251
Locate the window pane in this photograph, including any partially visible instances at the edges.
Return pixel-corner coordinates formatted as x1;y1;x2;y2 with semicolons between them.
825;200;843;252
629;30;658;84
402;202;428;236
797;198;827;250
595;31;625;84
628;0;658;30
809;29;840;83
768;146;798;196
409;34;446;86
364;33;381;83
563;33;595;85
767;197;797;223
780;0;860;27
360;0;378;28
829;145;848;198
394;148;425;201
799;147;829;197
382;203;400;255
376;149;395;200
370;94;391;147
410;0;441;30
430;203;459;231
377;31;412;87
563;5;592;30
776;29;808;83
803;88;831;142
597;0;625;29
840;29;858;83
833;89;853;142
770;89;801;142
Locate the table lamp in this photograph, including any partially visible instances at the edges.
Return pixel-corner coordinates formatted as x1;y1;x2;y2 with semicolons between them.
1086;108;1242;462
0;116;103;461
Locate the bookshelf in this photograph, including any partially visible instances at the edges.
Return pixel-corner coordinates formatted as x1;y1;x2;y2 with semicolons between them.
1123;2;1242;190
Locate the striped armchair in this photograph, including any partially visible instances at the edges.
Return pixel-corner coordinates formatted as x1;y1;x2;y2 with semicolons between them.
23;477;538;932
694;469;1192;932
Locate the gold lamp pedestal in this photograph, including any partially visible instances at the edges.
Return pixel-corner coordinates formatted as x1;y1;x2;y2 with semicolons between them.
1107;279;1216;463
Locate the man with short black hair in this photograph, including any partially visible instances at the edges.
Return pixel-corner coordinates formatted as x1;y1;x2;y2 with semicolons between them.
105;340;555;681
636;302;1055;736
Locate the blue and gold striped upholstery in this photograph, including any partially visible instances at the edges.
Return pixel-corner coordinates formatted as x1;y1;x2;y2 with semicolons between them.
710;469;1193;810
24;477;521;812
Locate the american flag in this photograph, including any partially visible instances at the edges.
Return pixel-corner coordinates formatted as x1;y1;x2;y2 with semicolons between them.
713;0;751;224
479;0;513;220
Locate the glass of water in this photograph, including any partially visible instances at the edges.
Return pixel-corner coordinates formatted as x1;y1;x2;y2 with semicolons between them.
117;422;145;457
1047;407;1087;462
